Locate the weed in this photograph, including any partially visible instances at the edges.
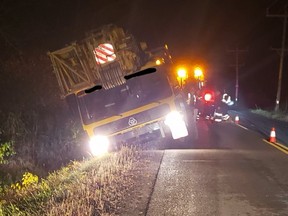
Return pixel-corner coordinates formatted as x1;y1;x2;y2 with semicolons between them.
0;147;138;215
0;141;16;165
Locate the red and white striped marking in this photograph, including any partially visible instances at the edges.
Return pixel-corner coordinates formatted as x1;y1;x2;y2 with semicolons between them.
94;43;116;65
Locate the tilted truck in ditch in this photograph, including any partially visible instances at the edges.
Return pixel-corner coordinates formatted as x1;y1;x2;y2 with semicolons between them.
48;24;189;155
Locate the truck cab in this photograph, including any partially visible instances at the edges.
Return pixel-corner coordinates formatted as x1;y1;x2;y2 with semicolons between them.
78;65;189;154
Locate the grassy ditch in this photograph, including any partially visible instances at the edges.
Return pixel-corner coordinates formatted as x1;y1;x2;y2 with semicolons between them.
0;147;138;216
251;109;288;122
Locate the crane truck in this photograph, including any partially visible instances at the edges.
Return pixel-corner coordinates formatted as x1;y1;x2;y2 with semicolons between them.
48;24;189;155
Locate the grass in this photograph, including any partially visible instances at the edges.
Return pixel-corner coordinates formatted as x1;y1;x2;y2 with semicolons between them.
251;108;288;122
0;146;138;216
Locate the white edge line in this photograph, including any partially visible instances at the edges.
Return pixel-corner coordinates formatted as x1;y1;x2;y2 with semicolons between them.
235;123;248;130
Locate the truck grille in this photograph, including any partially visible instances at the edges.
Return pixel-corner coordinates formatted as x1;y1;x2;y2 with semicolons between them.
93;104;170;135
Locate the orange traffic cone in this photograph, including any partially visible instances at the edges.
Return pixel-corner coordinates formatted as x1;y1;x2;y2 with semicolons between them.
235;115;239;124
269;127;276;143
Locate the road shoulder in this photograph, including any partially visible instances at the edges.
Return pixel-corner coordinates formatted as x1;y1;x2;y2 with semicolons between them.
116;150;164;216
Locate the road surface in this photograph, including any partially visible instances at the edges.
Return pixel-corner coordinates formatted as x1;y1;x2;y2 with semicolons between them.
146;119;288;216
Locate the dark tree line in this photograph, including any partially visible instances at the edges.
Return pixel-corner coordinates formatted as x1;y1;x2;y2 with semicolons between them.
0;50;87;186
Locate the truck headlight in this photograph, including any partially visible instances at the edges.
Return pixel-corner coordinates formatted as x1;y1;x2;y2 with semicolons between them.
164;111;188;139
89;135;109;156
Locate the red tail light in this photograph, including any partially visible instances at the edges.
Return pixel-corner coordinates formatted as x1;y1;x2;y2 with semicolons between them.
204;93;212;101
203;91;214;102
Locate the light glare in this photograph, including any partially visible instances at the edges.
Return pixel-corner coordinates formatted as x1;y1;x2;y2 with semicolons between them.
165;111;188;139
89;135;109;156
177;68;187;78
204;93;212;101
194;67;203;80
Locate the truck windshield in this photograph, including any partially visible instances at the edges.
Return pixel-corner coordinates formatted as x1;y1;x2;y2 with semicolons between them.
78;71;173;125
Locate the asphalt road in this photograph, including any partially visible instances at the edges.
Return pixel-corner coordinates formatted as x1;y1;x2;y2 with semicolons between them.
146;119;288;216
229;110;288;146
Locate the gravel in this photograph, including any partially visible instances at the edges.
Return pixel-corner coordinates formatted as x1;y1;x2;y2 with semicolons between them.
116;150;164;216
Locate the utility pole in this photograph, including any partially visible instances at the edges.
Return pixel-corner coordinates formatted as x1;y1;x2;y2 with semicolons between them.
267;6;288;111
227;46;248;104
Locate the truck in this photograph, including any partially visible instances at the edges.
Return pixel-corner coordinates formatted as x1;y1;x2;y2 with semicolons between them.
48;24;189;155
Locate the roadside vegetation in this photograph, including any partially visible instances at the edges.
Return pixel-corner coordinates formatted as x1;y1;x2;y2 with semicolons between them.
251;108;288;122
0;147;138;215
0;51;92;212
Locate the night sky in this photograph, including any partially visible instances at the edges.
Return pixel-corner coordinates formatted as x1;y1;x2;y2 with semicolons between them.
1;0;288;109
